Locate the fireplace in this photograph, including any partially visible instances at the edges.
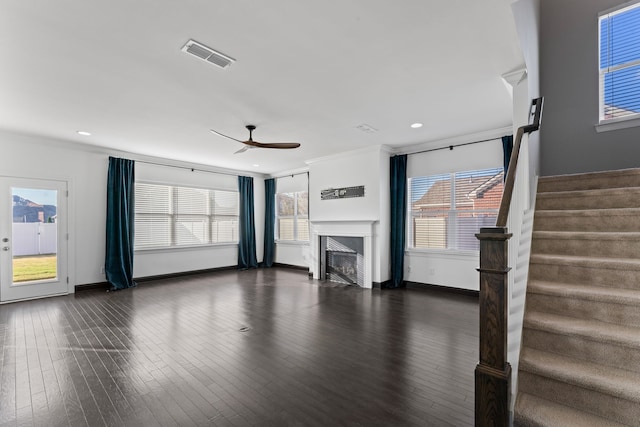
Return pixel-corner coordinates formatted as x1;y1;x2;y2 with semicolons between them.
320;236;364;286
310;220;376;288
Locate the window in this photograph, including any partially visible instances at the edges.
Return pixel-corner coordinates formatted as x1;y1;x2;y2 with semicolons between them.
599;2;640;122
135;182;239;249
408;167;503;251
276;191;309;241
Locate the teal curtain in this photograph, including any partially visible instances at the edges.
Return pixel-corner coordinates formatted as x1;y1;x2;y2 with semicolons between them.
389;154;407;289
502;135;513;181
263;178;276;267
105;157;137;290
238;176;258;269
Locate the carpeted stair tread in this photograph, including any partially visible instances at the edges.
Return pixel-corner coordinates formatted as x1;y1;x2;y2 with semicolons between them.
528;280;640;306
534;208;640;232
519;347;640;402
530;253;640;270
537;187;640;199
514;392;628;427
538;168;640;192
524;311;640;349
536;187;640;210
536;207;640;218
532;230;640;241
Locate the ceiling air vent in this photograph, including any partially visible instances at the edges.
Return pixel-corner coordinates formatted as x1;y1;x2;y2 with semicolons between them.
181;39;235;69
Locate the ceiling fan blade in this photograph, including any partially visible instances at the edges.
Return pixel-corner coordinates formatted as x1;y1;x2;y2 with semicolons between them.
210;129;243;143
213;125;300;150
261;142;301;149
233;145;251;154
244;140;301;149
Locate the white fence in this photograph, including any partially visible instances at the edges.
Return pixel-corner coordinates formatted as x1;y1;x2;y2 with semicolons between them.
12;223;57;256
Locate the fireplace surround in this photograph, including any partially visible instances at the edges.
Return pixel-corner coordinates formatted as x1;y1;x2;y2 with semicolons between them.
310;220;376;288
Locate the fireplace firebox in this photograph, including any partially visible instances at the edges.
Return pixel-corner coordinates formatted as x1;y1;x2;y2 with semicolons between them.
320;236;364;286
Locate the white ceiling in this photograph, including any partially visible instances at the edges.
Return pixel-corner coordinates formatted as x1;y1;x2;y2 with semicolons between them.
0;0;523;175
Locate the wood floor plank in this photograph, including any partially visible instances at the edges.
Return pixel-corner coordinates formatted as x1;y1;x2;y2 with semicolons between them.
0;268;479;426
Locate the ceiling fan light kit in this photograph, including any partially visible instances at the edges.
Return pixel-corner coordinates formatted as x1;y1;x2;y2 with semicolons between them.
210;125;301;154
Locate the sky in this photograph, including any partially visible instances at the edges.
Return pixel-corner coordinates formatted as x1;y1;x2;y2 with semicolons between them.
600;4;640;113
13;188;57;206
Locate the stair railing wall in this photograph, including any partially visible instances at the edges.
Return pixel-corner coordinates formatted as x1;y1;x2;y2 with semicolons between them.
475;97;543;427
506;136;536;413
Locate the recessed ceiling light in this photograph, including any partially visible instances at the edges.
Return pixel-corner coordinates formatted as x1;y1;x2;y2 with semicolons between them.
77;131;91;136
252;164;260;167
410;123;423;129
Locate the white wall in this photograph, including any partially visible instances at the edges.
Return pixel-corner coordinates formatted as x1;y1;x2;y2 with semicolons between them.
512;0;541;196
1;131;106;288
538;0;640;175
307;146;390;283
404;138;504;291
0;130;265;288
134;162;249;278
309;148;382;221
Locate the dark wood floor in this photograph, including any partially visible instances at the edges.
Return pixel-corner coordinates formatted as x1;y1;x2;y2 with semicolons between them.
0;268;478;426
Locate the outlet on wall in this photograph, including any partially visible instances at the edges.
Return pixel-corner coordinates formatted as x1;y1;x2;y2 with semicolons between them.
428;268;435;275
100;266;105;274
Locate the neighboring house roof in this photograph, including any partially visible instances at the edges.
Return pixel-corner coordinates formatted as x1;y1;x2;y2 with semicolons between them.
412;171;504;210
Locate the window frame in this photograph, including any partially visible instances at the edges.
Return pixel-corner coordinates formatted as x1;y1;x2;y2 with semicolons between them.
134;181;239;251
407;167;503;254
597;0;640;131
275;190;309;243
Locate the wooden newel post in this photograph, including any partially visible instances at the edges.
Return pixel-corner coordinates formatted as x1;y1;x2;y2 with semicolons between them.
475;227;512;427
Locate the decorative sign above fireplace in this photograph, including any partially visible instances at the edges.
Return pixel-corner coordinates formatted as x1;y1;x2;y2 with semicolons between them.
320;185;365;200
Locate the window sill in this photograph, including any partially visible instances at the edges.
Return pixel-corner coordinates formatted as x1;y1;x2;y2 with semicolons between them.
135;242;238;254
406;248;478;260
276;240;310;246
595;115;640;133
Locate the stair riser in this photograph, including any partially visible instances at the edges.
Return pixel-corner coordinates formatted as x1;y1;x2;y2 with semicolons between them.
538;173;640;193
522;327;640;374
534;213;640;232
536;192;640;210
531;237;640;259
529;262;640;291
527;293;640;328
517;371;640;425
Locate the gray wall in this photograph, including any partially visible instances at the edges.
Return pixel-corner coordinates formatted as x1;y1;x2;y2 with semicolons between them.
540;0;640;176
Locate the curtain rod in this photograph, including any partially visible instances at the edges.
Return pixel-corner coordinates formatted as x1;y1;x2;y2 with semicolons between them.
272;171;309;179
135;159;241;177
406;135;509;156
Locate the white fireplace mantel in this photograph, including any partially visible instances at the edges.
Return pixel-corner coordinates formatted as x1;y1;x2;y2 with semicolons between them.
310;220;377;288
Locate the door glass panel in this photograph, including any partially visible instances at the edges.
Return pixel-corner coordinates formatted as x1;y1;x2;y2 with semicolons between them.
11;187;58;284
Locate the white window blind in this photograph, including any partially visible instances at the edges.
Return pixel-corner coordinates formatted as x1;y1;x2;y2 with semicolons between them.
134;183;239;249
599;2;640;121
276;190;309;242
409;167;503;251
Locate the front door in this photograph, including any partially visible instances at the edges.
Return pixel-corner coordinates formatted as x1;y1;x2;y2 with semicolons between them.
0;177;68;302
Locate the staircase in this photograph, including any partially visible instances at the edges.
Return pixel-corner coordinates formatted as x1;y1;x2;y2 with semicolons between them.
514;168;640;427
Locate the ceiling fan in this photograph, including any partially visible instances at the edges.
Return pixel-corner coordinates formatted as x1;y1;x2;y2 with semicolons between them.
210;125;301;154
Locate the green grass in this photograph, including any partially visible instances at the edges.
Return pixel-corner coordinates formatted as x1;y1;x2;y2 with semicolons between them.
13;255;57;282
